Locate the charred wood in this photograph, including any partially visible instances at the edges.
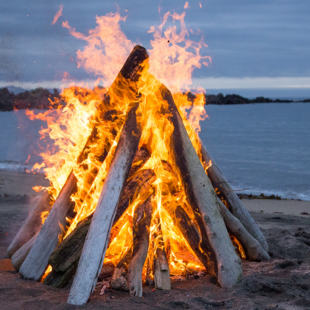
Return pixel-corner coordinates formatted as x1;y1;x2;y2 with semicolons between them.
128;195;153;297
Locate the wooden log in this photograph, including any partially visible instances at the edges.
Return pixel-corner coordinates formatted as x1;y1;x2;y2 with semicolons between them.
19;172;77;281
151;215;171;291
44;148;153;288
216;197;270;261
162;86;242;287
68;102;141;305
154;248;171;290
127;195;153;297
19;46;148;282
173;205;211;272
44;262;78;288
110;247;133;291
200;143;268;252
7;190;52;258
11;233;38;272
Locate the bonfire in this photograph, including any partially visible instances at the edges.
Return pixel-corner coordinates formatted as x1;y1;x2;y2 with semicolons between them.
7;12;269;307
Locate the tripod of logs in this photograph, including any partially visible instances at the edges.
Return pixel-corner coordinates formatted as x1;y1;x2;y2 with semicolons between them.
7;45;269;306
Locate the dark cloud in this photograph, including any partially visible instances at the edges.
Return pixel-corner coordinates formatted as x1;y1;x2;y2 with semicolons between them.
0;0;309;88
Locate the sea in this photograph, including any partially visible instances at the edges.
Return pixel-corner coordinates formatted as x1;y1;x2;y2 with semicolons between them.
0;102;309;200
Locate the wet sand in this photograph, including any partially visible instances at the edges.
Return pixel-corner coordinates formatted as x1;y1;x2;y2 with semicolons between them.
1;170;310;309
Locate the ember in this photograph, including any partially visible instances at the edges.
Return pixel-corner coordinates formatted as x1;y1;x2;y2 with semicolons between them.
7;10;269;306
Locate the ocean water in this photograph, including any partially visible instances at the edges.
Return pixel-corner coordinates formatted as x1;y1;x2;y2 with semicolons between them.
0;103;309;200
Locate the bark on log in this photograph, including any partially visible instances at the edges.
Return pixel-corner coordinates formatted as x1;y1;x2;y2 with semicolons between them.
11;233;38;272
128;195;153;297
68;103;141;305
19;46;148;282
200;143;268;252
7;190;52;258
44;148;152;288
154;248;171;290
216;198;270;261
173;205;210;272
162;86;242;287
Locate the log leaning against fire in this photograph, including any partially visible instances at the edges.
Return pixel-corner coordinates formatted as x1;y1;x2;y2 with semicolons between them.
200;143;269;252
7;190;52;258
68;102;142;305
216;197;270;261
43;147;155;288
18;45;149;282
127;194;154;297
161;85;243;287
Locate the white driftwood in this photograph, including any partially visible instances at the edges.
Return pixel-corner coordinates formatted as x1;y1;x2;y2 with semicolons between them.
200;143;268;252
128;195;153;297
19;171;77;281
7;190;51;258
154;248;171;290
11;233;38;272
162;86;242;287
67;104;141;305
217;198;270;261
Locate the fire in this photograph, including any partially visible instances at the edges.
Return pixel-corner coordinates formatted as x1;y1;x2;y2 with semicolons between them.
28;8;215;278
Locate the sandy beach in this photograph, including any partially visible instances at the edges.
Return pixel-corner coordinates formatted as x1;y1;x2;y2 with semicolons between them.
1;170;310;309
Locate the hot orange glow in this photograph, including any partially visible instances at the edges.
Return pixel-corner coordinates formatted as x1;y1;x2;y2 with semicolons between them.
29;8;221;279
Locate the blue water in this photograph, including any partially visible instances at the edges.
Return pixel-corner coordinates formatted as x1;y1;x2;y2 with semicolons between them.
0;103;309;200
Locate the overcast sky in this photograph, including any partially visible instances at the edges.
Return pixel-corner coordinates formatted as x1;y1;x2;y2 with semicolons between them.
1;0;309;97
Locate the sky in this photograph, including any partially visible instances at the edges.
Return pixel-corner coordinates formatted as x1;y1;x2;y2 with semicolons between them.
1;0;310;98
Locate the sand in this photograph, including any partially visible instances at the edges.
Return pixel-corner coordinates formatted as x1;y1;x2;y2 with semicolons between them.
1;170;310;309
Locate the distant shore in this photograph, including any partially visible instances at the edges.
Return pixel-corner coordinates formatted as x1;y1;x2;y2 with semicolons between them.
1;87;309;111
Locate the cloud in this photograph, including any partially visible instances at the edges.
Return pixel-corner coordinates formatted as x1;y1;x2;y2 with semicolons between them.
51;4;63;25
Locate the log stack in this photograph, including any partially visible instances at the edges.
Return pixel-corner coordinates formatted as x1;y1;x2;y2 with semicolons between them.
8;44;269;306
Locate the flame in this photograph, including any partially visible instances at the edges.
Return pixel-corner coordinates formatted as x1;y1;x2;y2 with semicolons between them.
29;8;243;280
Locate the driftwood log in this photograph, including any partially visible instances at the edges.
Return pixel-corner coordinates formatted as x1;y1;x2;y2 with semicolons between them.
44;147;154;288
162;85;243;287
68;102;142;305
153;219;171;291
216;197;270;261
173;205;211;272
11;233;38;272
200;143;268;252
7;190;51;258
128;195;153;297
18;45;149;282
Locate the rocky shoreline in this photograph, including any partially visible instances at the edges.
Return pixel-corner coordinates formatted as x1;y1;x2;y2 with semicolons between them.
1;87;309;111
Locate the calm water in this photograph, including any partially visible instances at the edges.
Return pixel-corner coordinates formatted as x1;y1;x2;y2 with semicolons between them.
0;103;309;200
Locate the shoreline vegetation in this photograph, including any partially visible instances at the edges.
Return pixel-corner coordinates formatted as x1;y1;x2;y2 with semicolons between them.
0;87;309;111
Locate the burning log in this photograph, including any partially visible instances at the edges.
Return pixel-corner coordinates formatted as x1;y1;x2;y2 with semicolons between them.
200;143;268;252
11;233;38;272
216;198;270;261
43;147;153;288
173;205;211;272
162;86;243;287
153;218;171;291
18;45;149;282
68;102;141;305
110;247;133;291
128;195;153;297
7;190;52;258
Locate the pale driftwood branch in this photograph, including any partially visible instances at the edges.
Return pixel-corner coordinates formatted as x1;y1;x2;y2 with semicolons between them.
7;190;51;258
162;86;242;287
216;197;270;261
128;195;153;297
200;143;268;252
19;172;77;281
68;103;141;305
11;233;38;272
154;247;171;290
